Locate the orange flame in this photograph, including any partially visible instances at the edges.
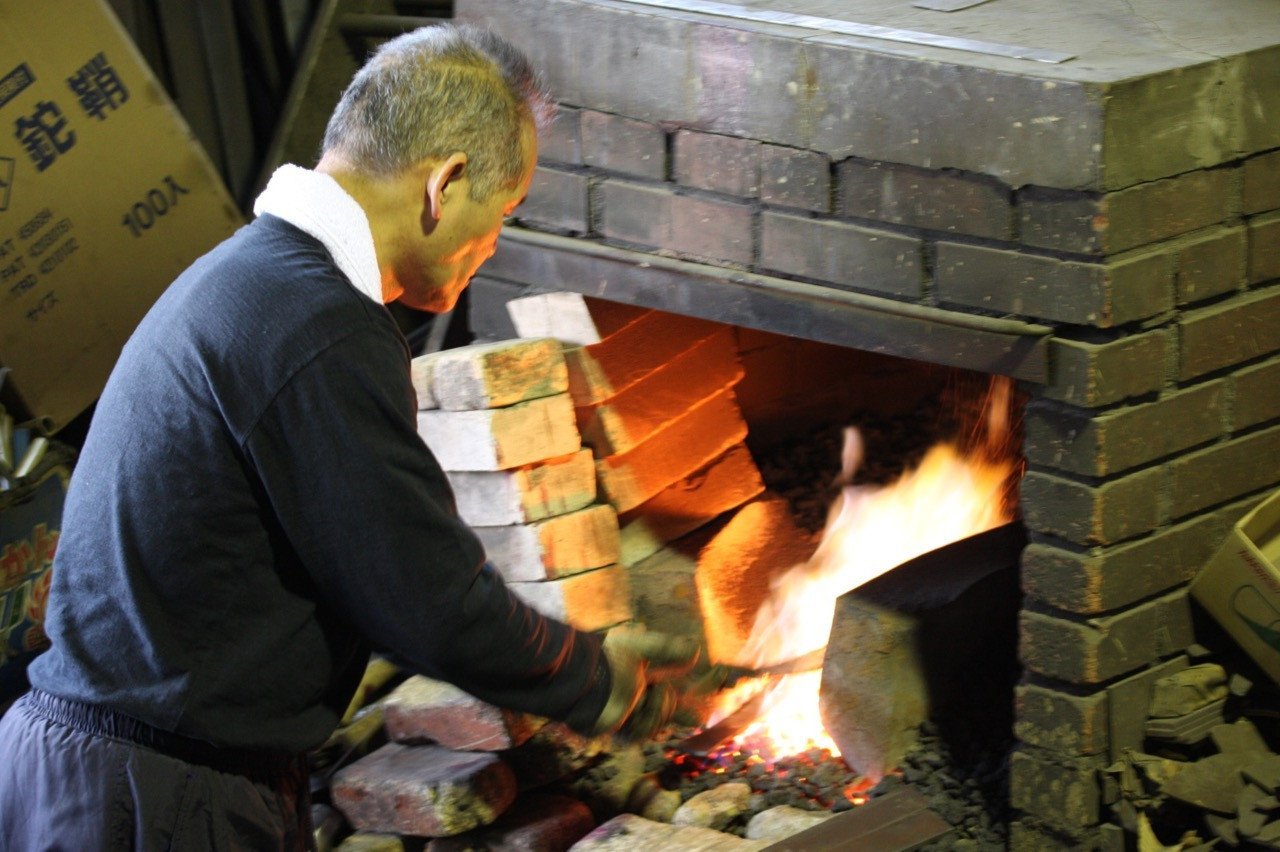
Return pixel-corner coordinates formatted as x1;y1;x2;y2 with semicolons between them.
710;378;1019;761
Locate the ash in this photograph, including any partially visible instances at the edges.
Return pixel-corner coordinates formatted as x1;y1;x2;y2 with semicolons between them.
650;720;1012;847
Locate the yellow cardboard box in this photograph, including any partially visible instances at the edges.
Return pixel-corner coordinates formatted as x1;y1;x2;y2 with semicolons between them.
0;0;243;431
1189;489;1280;683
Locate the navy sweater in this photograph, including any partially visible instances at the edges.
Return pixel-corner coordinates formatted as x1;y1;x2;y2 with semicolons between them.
29;215;609;751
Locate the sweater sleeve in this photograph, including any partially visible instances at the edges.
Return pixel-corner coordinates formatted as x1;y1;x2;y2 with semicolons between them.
242;324;610;731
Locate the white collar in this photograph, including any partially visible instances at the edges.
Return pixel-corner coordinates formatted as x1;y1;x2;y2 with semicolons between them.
253;165;384;304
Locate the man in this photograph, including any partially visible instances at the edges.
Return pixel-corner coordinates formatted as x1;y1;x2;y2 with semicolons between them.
0;24;695;849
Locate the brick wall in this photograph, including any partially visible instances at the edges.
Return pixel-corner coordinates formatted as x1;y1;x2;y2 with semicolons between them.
457;3;1280;847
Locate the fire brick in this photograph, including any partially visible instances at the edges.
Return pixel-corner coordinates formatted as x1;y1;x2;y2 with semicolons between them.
672;129;761;197
1013;682;1109;756
410;353;438;410
561;311;722;405
758;211;923;299
418;393;579;471
1008;819;1117;852
1009;747;1106;831
934;242;1174;327
1175;225;1247;306
1021;508;1230;615
1020;467;1162;546
540;105;582;165
759;144;831;213
1023;381;1225;478
1244;150;1280;215
1232;356;1280;431
507;563;632;632
331;742;517;837
502;722;610;791
383;675;544;751
1166;423;1280;520
1248;212;1280;284
1105;655;1190;761
617;443;765;567
426;792;596;852
1018;168;1234;255
1019;589;1194;684
576;328;742;456
570;813;769;851
475;503;621;582
507;291;650;346
580;110;666;180
426;338;568;411
446;449;596;527
626;539;704;643
595;388;749;512
598;180;754;266
1036;331;1168;409
1179;285;1280;380
520;166;590;234
836;158;1013;240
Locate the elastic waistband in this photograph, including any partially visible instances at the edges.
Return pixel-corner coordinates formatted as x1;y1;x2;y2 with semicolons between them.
23;689;305;779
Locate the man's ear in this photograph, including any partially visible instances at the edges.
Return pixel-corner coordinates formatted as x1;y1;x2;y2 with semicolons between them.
424;153;468;224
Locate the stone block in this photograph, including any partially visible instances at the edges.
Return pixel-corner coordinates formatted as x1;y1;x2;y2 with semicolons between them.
576;327;742;456
1248;211;1280;284
331;742;516;837
335;834;402;851
694;498;816;664
428;338;567;411
447;449;596;527
1014;682;1109;755
837;158;1013;240
1023;381;1224;477
1232;355;1280;431
618;443;764;567
562;310;723;404
426;792;595;852
418;393;579;471
820;524;1024;780
1041;330;1168;408
1106;655;1189;761
1008;819;1109;852
507;291;650;346
1243;149;1280;215
580;109;666;180
502;722;610;791
758;210;923;299
383;675;544;751
1166;422;1280;519
935;241;1174;327
1175;225;1246;306
1179;284;1280;380
1009;747;1104;831
476;504;620;581
520;166;590;234
759;144;831;213
1020;467;1162;546
627;539;706;644
672;129;761;197
541;105;582;165
598;179;754;265
507;563;632;632
1019;589;1194;683
410;353;438;410
1021;509;1230;615
673;782;752;831
595;388;749;513
745;806;832;841
570;814;768;851
1019;168;1234;255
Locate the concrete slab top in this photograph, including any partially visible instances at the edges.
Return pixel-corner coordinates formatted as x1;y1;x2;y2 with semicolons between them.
598;0;1280;82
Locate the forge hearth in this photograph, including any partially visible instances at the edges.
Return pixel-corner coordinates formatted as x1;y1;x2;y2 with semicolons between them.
446;1;1280;847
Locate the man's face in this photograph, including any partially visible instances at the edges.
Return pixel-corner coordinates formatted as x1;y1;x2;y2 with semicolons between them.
396;122;537;312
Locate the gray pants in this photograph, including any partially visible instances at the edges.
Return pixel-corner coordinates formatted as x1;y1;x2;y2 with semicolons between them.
0;691;312;851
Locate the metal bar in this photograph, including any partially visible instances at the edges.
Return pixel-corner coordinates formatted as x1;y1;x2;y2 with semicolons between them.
613;0;1075;64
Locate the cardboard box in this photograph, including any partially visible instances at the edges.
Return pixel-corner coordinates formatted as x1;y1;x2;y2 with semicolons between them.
1189;488;1280;683
0;1;243;431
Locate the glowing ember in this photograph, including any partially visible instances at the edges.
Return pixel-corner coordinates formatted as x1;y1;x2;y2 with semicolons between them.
710;378;1019;760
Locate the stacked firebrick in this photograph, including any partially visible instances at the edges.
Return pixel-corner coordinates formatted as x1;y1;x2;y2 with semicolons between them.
323;293;771;847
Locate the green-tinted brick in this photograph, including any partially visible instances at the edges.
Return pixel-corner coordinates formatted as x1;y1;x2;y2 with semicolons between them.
1021;468;1161;546
1009;747;1105;829
1176;225;1246;306
1249;211;1280;284
1179;285;1280;380
758;211;922;299
1243;149;1280;215
598;180;753;265
1166;423;1280;519
1014;683;1109;755
1043;331;1168;408
1233;355;1280;431
1024;382;1224;477
838;158;1012;239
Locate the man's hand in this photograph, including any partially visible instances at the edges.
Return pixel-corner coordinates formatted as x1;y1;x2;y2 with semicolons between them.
591;627;700;740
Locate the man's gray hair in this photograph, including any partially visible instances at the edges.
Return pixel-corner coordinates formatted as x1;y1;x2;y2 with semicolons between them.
322;24;553;200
